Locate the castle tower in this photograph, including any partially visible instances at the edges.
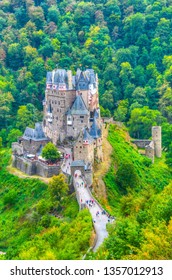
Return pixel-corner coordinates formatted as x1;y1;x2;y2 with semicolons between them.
152;126;162;158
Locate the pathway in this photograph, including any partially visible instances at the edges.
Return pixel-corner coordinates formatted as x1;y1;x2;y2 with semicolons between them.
61;147;114;251
73;171;112;252
61;147;72;175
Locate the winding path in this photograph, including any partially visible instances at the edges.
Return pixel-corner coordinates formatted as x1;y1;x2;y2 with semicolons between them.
61;147;113;252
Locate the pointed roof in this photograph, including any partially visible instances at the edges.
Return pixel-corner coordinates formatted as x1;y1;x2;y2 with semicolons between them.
89;117;101;139
70;95;89;115
83;128;94;144
23;123;49;141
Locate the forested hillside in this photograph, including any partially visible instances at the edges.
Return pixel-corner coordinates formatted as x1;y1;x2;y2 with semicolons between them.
0;0;172;260
0;0;172;153
92;124;172;260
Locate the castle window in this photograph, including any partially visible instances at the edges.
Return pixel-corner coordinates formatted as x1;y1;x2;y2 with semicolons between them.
56;117;58;120
80;146;82;148
58;101;60;105
81;120;83;123
80;116;84;119
80;151;81;153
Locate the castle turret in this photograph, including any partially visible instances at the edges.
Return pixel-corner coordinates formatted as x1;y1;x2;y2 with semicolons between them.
152;126;162;158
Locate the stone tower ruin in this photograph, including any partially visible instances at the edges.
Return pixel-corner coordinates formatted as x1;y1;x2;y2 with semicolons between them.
152;126;162;158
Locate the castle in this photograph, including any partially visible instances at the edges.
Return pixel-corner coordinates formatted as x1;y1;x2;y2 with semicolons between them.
12;68;103;179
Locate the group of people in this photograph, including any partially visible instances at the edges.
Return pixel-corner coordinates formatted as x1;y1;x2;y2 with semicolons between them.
74;171;115;226
85;199;95;207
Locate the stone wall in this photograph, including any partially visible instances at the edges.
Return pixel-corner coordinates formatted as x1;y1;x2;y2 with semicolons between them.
12;156;36;175
70;165;85;177
12;156;60;177
43;89;76;144
145;141;154;163
12;142;23;156
66;114;89;139
95;137;103;161
132;139;152;149
84;169;93;187
36;161;61;177
22;139;49;154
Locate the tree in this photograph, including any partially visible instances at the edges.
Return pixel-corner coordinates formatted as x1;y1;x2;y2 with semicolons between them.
6;43;24;70
6;129;22;147
161;122;172;151
28;57;45;82
42;142;60;163
114;99;128;122
3;190;17;207
132;87;148;106
16;104;41;131
159;87;172;122
28;6;45;29
128;106;164;139
116;162;140;193
165;143;172;167
48;174;69;209
0;91;14;129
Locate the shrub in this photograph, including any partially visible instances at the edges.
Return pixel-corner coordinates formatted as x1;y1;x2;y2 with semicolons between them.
116;162;140;193
3;190;17;206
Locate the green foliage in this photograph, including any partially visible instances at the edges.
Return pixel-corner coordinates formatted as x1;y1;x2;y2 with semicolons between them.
0;0;171;135
42;142;60;163
95;124;172;260
3;189;17;207
165;144;172;167
16;104;42;132
6;129;22;147
48;174;69;210
116;162;140;193
114;99;128;122
0;149;93;260
128;106;164;139
0;137;2;148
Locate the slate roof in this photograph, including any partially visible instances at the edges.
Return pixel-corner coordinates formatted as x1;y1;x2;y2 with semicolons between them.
70;95;89;115
89;117;101;139
83;128;94;144
54;69;68;84
71;160;85;167
23;123;49;141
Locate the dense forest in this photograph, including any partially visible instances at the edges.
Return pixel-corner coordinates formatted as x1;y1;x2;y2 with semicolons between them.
0;0;172;259
0;0;172;150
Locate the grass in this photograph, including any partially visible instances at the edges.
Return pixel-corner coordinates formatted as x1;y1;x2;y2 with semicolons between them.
0;148;93;260
103;124;172;215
